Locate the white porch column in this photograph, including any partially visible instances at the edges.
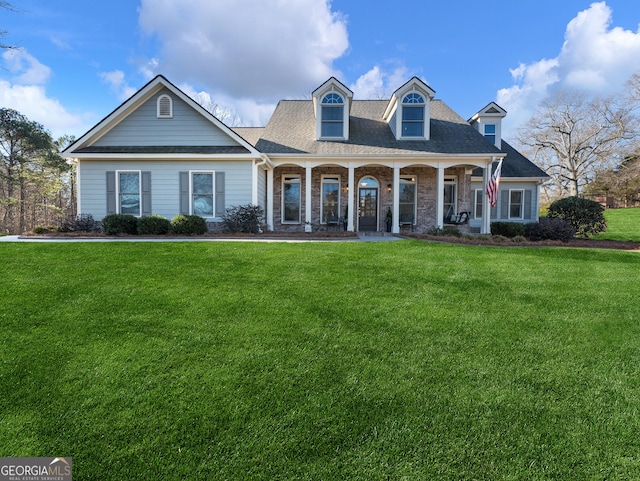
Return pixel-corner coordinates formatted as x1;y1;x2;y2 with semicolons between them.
436;166;445;229
481;162;492;234
392;165;400;234
305;164;312;232
266;168;274;231
347;165;355;231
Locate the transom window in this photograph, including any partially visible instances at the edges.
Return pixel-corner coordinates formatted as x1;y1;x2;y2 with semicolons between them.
484;124;496;144
118;171;141;216
321;93;344;138
283;176;301;223
191;172;214;216
399;176;416;224
402;93;425;137
321;176;340;224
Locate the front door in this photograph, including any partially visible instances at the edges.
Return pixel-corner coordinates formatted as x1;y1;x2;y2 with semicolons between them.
358;187;378;231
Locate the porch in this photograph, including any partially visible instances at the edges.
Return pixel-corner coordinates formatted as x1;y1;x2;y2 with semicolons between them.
262;159;496;234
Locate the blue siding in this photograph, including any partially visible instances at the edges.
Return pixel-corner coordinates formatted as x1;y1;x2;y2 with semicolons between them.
94;88;240;147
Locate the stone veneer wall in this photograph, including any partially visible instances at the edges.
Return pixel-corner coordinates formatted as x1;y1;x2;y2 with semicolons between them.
272;165;471;233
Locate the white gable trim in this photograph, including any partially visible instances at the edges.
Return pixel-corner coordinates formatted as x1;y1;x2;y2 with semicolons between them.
63;75;261;158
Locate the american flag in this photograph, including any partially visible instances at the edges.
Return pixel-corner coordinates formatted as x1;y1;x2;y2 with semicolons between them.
486;159;503;207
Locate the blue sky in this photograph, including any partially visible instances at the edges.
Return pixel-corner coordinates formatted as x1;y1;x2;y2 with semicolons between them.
2;0;640;140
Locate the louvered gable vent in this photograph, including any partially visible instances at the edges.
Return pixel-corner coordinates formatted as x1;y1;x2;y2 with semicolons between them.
157;94;173;118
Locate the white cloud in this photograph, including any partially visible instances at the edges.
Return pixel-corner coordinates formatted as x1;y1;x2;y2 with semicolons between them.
3;49;52;85
349;65;410;100
497;1;640;137
99;70;137;101
0;49;91;138
137;0;349;101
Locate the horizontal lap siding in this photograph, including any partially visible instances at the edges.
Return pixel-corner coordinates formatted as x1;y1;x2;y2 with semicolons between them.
469;180;538;228
79;160;253;220
94;89;238;147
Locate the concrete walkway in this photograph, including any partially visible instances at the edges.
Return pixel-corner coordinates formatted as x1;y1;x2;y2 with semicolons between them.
0;234;403;243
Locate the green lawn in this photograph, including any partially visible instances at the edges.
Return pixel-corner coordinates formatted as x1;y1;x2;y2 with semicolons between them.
595;207;640;241
1;241;640;480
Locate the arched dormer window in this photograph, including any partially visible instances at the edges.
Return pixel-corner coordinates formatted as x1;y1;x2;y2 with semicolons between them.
157;94;173;118
401;93;425;137
321;93;344;138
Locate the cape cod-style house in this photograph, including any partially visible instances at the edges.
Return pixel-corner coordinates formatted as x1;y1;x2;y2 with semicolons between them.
63;75;547;234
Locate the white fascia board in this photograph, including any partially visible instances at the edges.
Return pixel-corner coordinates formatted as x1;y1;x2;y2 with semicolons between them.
69;153;260;161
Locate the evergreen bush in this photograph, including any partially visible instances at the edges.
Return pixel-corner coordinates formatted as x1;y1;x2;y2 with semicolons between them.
170;215;208;235
222;204;264;233
490;221;525;238
102;214;138;235
547;196;607;238
137;215;171;235
525;217;575;242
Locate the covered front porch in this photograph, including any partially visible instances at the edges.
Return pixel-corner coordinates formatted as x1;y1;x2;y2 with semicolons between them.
260;157;500;234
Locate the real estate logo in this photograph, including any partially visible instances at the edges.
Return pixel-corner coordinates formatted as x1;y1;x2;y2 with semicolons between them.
0;457;72;481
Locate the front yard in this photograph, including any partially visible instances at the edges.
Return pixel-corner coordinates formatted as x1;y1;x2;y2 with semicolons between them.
1;241;639;479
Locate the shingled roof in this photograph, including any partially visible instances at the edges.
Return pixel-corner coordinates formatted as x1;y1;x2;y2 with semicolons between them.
471;141;549;179
251;100;502;156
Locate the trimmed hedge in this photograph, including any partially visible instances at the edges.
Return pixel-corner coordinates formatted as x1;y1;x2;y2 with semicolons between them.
102;214;138;235
137;215;171;235
547;196;607;238
525;217;576;242
170;215;208;235
490;221;525;238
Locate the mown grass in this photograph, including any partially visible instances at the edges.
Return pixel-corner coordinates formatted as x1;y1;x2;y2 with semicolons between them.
1;241;640;480
595;207;640;241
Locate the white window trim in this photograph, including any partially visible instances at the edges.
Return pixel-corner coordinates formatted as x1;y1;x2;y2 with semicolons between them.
399;175;417;225
320;175;341;224
473;188;483;219
443;176;457;219
116;170;141;217
189;170;215;218
400;91;427;140
509;189;525;220
157;94;173;118
282;175;301;224
319;92;346;140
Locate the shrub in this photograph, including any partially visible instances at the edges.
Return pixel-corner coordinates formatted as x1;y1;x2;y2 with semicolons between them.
442;226;462;237
547;196;607;238
33;226;58;234
137;215;171;235
491;235;509;243
525;217;575;242
490;221;525;238
59;214;98;233
222;204;264;233
170;215;208;235
102;214;138;235
512;235;527;243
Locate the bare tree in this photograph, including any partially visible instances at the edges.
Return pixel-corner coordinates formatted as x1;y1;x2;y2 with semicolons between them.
191;92;241;127
517;90;637;197
1;2;17;50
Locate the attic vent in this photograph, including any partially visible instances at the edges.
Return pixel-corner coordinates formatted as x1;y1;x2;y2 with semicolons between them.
486;107;500;114
157;95;173;118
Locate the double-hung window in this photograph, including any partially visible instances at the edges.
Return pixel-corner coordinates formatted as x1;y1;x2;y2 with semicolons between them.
509;189;524;219
399;176;416;224
401;93;425;137
474;189;483;219
191;172;214;216
321;176;340;223
118;171;141;216
321;93;344;138
484;124;496;145
283;176;301;223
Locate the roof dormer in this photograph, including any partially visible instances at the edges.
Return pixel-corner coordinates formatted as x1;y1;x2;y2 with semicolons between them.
312;77;353;141
383;77;436;141
468;102;507;149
